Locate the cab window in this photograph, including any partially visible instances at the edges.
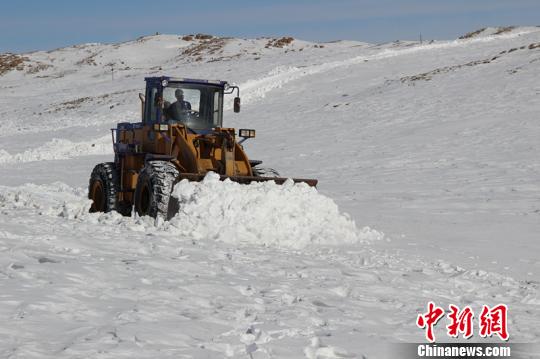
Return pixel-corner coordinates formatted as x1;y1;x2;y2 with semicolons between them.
145;87;158;124
161;84;223;130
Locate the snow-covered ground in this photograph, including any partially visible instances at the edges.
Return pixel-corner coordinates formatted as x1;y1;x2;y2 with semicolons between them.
1;28;540;358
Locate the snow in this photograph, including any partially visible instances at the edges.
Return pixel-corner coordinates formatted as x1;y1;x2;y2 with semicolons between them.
0;136;110;164
1;28;540;357
169;172;382;248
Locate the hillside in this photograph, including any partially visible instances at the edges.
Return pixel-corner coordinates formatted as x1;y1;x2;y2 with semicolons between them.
1;28;540;358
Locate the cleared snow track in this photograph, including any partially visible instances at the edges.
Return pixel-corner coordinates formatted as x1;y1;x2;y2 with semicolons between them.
238;27;539;106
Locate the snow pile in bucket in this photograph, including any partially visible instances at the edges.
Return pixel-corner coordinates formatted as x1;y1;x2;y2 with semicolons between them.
169;172;383;249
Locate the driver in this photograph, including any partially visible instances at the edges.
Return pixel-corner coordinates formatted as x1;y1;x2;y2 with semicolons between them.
165;89;192;121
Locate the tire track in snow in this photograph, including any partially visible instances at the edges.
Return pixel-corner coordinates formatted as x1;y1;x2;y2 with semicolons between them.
236;29;538;106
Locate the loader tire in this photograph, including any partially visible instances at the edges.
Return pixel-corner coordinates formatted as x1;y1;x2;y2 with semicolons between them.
134;161;179;220
252;167;280;178
88;162;130;215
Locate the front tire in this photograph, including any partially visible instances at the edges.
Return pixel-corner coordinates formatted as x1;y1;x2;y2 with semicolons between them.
88;162;130;215
134;161;179;220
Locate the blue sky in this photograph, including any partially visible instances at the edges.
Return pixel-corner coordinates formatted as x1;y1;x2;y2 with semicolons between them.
1;0;539;53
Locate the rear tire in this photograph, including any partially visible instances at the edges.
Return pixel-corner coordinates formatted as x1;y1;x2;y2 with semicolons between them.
134;161;179;220
88;162;131;215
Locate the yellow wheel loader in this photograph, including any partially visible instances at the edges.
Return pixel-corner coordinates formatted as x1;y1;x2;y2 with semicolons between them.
88;76;317;219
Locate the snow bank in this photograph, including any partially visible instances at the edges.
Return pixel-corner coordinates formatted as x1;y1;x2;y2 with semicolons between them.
0;136;111;165
169;172;383;249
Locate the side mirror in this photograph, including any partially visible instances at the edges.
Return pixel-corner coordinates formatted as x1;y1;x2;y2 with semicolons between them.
234;97;241;113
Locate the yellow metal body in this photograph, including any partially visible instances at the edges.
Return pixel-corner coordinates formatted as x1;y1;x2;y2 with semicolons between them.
116;123;252;204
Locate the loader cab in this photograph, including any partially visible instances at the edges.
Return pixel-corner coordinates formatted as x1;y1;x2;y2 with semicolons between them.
143;77;238;131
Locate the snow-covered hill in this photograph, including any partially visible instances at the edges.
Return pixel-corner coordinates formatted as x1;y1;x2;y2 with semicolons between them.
1;28;540;358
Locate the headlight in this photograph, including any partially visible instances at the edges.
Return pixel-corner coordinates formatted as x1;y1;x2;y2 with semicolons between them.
239;129;256;138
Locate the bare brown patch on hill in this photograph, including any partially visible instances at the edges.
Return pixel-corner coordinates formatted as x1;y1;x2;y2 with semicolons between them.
459;26;516;40
494;26;515;35
0;53;29;76
459;28;486;39
26;62;53;74
265;37;294;48
180;37;227;62
400;42;540;84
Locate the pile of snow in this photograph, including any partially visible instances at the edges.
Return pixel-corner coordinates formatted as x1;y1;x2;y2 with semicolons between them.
169;172;383;249
0;176;383;250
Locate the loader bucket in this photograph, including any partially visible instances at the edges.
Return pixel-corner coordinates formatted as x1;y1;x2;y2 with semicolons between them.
176;173;318;187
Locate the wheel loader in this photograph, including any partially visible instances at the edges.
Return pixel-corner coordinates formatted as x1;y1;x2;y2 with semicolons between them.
88;76;317;219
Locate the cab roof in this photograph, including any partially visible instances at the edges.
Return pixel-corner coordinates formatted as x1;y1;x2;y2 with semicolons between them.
145;76;228;88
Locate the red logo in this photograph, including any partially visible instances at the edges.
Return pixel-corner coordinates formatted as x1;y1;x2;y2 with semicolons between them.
479;304;509;341
416;303;509;342
447;305;474;339
416;302;445;342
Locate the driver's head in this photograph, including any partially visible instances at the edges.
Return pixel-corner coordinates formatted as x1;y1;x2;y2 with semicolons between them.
175;89;184;100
